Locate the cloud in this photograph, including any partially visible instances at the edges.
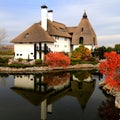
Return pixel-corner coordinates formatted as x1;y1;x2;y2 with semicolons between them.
98;34;120;47
0;0;120;47
98;34;120;40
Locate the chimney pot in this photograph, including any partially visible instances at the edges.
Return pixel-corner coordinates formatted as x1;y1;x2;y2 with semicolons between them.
48;10;53;12
41;5;48;9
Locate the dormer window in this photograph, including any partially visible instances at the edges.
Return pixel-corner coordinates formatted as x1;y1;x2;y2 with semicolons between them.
24;33;29;38
60;28;66;32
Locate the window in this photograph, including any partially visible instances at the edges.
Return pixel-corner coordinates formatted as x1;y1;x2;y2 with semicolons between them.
79;37;83;44
36;46;39;50
24;33;29;38
20;54;22;56
93;37;96;45
55;44;59;47
65;38;67;41
81;27;84;32
17;54;19;56
55;36;59;40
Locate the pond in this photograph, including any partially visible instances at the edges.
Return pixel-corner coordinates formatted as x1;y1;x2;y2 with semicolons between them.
0;70;119;120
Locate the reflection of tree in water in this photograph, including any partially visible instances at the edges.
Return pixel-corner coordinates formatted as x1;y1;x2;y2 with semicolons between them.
72;70;91;81
98;96;120;120
43;72;70;86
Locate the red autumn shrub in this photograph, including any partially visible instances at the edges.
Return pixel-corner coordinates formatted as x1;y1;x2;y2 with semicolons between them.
99;52;120;90
44;52;70;67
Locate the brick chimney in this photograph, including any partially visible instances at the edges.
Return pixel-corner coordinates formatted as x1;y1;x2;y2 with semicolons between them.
41;5;48;31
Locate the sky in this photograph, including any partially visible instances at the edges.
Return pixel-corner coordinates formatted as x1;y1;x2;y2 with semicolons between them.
0;0;120;47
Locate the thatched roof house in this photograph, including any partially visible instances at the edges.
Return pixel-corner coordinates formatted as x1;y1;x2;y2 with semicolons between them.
11;5;97;60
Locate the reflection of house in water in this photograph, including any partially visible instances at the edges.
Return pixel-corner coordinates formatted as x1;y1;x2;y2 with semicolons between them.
68;80;95;109
11;71;96;120
69;70;96;109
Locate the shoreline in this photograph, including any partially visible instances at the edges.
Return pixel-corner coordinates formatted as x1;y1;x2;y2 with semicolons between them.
0;64;99;74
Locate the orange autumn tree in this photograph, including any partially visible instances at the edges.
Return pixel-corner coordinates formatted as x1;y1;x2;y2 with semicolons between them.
44;52;70;67
71;45;91;60
99;52;120;90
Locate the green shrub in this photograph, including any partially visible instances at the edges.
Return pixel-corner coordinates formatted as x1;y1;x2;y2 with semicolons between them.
0;50;14;55
7;63;33;68
17;58;23;62
70;57;99;65
0;57;9;64
70;58;80;65
35;59;42;66
87;57;97;62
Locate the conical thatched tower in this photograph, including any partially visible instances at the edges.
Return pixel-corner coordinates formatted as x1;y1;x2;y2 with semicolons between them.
72;11;97;50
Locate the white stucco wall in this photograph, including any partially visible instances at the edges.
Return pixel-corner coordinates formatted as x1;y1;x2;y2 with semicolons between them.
14;75;34;89
51;37;71;52
85;45;95;51
14;43;34;60
47;43;54;51
73;45;79;51
14;37;71;60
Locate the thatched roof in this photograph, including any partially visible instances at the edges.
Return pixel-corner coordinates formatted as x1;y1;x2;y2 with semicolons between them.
67;27;77;34
11;20;71;43
11;87;46;106
72;12;97;45
47;20;71;38
11;11;97;46
11;23;55;43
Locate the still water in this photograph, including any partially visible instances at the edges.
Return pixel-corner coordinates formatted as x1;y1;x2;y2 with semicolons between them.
0;70;119;120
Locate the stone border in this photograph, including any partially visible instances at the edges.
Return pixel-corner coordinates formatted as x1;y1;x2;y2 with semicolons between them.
99;81;120;109
0;64;99;73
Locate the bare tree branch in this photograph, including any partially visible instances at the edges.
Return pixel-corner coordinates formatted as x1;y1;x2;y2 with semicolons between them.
0;28;6;44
